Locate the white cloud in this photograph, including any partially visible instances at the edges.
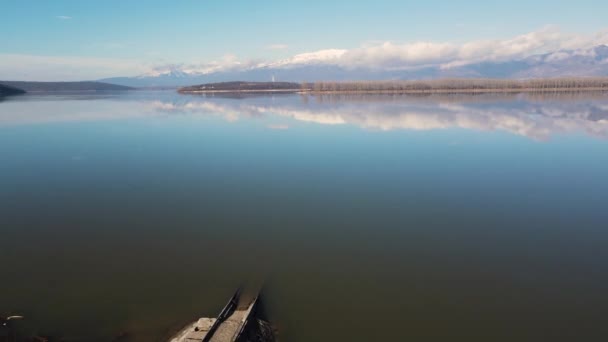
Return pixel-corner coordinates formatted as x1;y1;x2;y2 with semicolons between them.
144;26;608;76
4;26;608;80
336;26;608;70
264;49;348;68
152;49;351;76
267;44;289;50
144;54;259;77
56;15;72;20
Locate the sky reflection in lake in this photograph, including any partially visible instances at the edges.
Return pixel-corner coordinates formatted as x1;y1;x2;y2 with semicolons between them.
1;91;608;342
2;92;608;141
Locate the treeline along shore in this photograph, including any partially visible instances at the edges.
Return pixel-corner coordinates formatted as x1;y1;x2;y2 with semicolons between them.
179;78;608;94
178;81;302;93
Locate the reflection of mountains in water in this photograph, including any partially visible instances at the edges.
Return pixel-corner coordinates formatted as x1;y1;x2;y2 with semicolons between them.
2;92;607;140
163;92;608;140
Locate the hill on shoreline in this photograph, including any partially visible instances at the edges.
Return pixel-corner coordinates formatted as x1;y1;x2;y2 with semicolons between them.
0;84;26;96
179;81;302;93
0;81;133;92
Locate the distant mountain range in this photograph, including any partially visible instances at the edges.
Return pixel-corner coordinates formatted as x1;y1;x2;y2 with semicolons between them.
0;81;133;92
101;45;608;88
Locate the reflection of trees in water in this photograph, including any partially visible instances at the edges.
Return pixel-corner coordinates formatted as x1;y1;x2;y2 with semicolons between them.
304;91;608;105
309;78;608;92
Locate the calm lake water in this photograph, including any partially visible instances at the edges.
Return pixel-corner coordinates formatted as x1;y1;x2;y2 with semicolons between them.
1;91;608;341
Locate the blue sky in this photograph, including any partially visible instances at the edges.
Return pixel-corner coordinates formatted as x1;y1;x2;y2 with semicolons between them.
1;0;608;80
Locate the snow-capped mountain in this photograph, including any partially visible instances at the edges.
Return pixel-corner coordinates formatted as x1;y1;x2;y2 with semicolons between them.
100;45;608;88
261;49;348;68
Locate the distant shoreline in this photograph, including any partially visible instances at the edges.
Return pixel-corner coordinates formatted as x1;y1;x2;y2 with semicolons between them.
0;81;133;92
177;79;608;95
179;87;608;95
178;88;304;94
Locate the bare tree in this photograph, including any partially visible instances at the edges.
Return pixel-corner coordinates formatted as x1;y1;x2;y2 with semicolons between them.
307;78;608;93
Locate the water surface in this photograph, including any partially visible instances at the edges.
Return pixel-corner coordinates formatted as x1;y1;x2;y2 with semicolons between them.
1;91;608;341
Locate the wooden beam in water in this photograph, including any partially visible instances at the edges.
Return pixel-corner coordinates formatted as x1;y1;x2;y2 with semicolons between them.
170;289;261;342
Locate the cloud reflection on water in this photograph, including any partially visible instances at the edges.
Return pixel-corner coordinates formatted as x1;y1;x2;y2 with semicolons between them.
155;93;608;140
1;92;608;140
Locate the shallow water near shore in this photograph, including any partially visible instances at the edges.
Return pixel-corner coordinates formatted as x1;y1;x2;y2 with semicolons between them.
1;91;608;341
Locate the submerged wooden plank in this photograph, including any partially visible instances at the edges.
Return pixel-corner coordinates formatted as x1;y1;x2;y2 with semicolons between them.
169;290;260;342
208;296;257;342
207;310;248;342
170;318;216;342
